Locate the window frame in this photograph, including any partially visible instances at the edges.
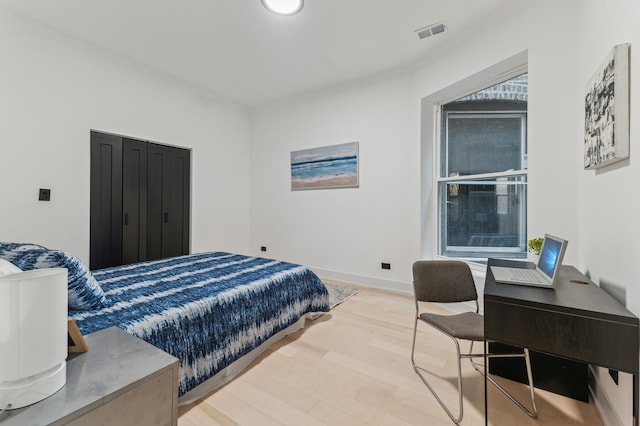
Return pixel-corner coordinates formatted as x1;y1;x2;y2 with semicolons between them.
419;52;528;266
441;111;528;176
437;109;528;261
436;170;528;260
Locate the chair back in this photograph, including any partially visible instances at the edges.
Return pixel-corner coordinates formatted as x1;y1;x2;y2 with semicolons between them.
412;260;477;303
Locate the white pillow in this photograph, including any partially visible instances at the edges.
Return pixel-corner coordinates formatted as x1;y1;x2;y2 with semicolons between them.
0;259;22;277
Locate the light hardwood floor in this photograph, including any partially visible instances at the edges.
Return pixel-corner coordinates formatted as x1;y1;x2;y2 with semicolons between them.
178;285;603;425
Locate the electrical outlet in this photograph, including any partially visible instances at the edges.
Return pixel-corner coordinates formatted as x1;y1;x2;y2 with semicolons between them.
260;246;267;252
38;188;51;201
381;262;391;270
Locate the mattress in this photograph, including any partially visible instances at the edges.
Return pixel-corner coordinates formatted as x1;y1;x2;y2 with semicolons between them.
69;252;330;397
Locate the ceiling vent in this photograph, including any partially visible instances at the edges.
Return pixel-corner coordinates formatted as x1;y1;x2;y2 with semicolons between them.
416;22;446;40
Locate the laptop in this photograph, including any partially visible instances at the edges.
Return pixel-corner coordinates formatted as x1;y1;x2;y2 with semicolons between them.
490;234;568;288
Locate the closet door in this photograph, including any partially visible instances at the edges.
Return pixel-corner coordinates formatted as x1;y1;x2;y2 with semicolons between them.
165;146;190;258
90;132;123;270
147;143;190;260
122;138;148;265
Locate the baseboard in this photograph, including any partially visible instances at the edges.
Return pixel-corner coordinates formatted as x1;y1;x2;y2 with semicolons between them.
311;269;478;315
589;366;625;426
310;267;412;295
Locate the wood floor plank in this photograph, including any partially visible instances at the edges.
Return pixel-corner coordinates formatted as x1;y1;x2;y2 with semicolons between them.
305;400;372;426
201;389;282;426
179;287;604;426
241;368;318;413
178;402;236;426
223;380;325;426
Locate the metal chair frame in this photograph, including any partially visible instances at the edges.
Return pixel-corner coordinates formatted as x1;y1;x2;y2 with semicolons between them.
410;262;537;424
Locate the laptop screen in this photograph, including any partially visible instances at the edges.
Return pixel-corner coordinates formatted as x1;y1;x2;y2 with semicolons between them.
538;235;564;279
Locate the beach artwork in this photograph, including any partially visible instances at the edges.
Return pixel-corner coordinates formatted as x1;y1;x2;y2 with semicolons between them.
291;142;359;190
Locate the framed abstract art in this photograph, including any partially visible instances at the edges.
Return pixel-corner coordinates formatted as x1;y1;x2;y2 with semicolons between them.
584;43;630;169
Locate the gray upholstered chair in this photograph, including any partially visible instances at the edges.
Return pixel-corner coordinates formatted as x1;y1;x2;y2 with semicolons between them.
410;260;537;424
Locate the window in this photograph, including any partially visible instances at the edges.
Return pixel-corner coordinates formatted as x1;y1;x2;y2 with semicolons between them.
436;74;528;263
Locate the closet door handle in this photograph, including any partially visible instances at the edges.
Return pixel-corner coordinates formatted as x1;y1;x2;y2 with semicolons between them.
124;213;129;225
164;212;169;223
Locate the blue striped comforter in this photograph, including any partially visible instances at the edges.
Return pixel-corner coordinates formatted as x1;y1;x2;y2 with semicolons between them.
69;252;330;396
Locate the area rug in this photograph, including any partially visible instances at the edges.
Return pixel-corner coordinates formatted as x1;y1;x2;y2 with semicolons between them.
324;281;359;309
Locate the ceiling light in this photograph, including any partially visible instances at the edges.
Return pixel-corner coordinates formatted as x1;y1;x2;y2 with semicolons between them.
261;0;304;16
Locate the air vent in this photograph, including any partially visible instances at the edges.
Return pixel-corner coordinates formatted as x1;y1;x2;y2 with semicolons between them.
416;22;446;39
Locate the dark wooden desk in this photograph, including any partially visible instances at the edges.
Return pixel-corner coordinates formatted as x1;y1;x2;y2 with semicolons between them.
483;258;639;426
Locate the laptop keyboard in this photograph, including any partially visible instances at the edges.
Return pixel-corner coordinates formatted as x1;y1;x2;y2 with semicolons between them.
512;268;543;283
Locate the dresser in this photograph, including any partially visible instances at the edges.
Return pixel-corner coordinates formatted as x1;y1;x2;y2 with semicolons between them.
1;327;179;425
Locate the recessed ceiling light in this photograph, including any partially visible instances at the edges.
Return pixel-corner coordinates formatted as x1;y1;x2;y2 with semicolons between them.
261;0;304;16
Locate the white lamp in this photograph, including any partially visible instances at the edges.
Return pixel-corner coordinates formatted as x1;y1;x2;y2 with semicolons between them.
0;268;68;410
261;0;304;16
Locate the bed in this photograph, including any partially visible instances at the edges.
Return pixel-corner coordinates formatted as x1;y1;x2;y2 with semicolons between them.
0;244;330;404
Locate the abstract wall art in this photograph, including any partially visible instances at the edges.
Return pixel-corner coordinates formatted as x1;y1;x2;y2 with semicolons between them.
584;43;630;170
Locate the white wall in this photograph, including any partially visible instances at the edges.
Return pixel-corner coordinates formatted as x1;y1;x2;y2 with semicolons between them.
577;1;640;425
250;0;582;292
250;73;420;291
0;9;252;263
251;0;638;422
417;0;582;281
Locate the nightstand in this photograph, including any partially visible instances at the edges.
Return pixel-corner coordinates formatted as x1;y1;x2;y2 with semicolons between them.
1;326;179;425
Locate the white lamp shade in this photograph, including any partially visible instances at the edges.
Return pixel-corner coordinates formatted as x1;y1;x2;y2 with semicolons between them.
0;268;68;409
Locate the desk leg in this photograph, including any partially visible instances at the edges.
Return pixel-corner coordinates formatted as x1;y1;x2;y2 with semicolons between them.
634;373;638;426
484;338;488;426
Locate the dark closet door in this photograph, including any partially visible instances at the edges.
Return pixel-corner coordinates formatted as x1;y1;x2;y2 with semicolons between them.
147;143;190;261
165;146;190;258
122;138;148;265
90;132;123;270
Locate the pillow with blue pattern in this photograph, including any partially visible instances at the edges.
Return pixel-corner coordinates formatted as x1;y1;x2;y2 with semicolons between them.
0;242;48;252
0;243;107;310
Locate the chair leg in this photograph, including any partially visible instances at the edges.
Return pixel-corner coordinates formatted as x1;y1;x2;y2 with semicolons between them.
469;342;538;418
411;317;465;424
523;348;538;417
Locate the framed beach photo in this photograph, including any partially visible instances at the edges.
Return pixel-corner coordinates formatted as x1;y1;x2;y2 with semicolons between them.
291;142;359;190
